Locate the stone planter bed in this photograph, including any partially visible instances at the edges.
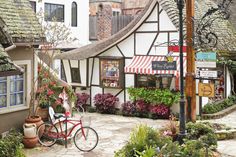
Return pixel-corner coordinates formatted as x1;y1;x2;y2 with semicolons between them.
216;129;236;140
202;104;236;119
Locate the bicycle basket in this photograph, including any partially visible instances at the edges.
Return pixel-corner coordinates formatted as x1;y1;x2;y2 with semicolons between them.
81;116;91;127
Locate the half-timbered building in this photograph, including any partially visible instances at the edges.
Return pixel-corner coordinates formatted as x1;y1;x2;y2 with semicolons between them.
55;0;236;114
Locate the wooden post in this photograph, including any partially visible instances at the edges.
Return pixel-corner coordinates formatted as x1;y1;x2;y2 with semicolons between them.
186;0;196;122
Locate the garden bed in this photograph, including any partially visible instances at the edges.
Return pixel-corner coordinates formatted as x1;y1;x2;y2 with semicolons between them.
202;104;236;119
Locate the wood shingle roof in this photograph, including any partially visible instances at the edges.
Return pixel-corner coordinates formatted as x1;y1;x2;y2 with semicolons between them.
0;0;44;43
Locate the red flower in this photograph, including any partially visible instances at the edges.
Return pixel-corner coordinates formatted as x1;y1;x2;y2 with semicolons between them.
47;89;54;96
38;65;42;72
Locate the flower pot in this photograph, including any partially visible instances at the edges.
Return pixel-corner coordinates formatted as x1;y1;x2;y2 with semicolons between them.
25;116;43;128
23;123;37;138
25;116;44;137
36;107;49;122
23;136;38;148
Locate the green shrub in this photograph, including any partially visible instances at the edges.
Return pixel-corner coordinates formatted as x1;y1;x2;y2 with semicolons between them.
115;124;217;157
180;140;207;157
185;122;217;148
127;88;180;107
0;129;25;157
202;95;236;114
114;125;172;157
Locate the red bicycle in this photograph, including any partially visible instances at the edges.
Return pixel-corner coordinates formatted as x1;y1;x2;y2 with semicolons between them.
37;107;98;152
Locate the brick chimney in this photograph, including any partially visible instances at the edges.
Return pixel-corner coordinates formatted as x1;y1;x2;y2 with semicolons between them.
97;4;112;40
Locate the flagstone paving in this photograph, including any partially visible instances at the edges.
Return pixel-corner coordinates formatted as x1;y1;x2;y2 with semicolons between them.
206;111;236;157
24;113;168;157
24;111;236;157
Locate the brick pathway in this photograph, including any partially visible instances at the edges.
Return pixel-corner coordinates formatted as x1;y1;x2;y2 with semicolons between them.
24;113;167;157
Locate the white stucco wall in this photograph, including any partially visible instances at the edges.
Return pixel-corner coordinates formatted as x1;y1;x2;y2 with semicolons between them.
33;0;89;45
226;67;232;97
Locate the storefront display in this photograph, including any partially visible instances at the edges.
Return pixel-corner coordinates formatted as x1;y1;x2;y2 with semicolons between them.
100;58;124;88
136;74;174;89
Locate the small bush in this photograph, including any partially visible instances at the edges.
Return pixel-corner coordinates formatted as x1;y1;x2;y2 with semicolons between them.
76;93;90;107
135;100;149;117
0;129;25;157
115;123;216;157
185;122;217;148
149;104;170;119
202;95;236;114
94;93;119;114
121;101;136;116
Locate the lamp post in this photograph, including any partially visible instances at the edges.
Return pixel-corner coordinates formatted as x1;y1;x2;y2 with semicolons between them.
176;0;186;142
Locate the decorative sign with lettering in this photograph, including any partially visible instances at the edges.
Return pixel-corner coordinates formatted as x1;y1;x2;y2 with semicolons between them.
152;61;177;70
198;83;215;97
196;61;216;68
199;70;217;78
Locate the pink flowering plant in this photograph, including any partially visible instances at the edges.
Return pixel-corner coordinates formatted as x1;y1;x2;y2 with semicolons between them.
121;101;136;116
76;93;90;111
149;104;170;119
94;93;119;114
135;100;149;117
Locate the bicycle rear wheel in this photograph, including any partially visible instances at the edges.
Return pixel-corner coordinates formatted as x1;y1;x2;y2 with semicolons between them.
74;126;98;152
37;122;58;147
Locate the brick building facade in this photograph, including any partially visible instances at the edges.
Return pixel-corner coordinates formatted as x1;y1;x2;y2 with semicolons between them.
89;0;122;16
122;0;150;16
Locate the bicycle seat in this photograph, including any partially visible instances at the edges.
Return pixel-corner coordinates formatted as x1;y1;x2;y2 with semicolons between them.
54;113;65;119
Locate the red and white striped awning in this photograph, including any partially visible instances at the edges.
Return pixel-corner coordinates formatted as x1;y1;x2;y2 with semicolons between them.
124;55;186;75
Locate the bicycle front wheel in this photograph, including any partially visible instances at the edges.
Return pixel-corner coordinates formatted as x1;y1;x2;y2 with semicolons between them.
37;122;58;147
74;126;98;152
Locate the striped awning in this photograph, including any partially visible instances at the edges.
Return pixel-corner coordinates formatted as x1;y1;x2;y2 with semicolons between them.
124;55;186;75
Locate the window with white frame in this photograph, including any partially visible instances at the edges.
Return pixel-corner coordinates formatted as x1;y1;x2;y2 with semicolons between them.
71;2;77;27
0;70;25;109
0;61;30;113
44;3;64;22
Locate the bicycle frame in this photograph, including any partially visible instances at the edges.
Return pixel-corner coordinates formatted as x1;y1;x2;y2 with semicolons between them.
56;117;84;140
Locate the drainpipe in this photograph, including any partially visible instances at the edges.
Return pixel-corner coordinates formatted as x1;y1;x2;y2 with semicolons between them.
4;44;16;52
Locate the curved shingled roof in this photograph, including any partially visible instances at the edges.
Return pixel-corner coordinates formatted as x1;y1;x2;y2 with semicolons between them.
55;0;236;60
0;0;44;43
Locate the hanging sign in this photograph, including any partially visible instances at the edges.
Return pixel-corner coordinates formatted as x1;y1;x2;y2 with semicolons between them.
195;61;216;68
198;83;215;97
152;61;176;70
199;70;217;78
196;52;216;61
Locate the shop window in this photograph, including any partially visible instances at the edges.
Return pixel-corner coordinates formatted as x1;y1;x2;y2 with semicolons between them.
44;3;64;22
136;75;173;89
71;2;77;27
209;69;225;101
100;58;124;88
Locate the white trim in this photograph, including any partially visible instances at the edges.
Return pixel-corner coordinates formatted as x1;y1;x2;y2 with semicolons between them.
0;60;31;114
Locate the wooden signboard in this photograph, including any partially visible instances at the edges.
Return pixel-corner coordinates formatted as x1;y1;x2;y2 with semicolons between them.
198;83;215;97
